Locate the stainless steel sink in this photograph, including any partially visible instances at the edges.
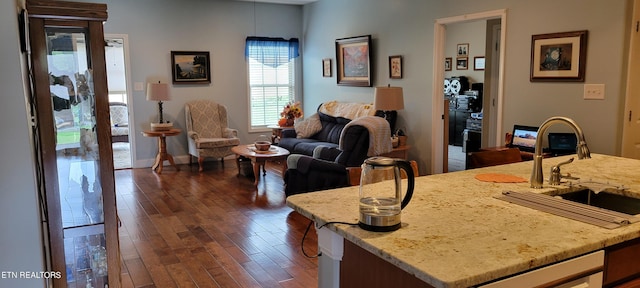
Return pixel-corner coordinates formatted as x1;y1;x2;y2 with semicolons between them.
550;189;640;216
497;185;640;229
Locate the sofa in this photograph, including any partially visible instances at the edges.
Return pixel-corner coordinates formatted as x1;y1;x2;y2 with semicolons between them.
282;101;392;197
278;101;379;159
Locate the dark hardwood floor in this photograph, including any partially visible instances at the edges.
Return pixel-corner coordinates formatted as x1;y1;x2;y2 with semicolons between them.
114;159;318;287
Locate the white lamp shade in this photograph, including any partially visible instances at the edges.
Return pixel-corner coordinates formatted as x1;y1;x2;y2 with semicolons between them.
374;86;404;110
146;82;170;101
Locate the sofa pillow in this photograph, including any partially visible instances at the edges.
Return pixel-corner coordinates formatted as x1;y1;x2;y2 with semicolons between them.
295;113;322;138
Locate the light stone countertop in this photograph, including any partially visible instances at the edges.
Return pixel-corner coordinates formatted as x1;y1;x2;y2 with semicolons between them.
286;153;640;288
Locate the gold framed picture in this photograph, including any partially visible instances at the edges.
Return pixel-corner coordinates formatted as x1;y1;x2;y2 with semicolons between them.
335;35;372;86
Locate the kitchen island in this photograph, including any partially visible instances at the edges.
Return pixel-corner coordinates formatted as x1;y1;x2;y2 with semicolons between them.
286;154;640;287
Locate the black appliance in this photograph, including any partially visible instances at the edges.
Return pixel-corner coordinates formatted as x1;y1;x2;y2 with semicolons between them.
444;76;469;97
447;79;483;147
463;129;481;153
548;133;578;156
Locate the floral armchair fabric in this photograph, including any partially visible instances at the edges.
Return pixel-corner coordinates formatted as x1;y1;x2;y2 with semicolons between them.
185;100;240;172
109;102;129;143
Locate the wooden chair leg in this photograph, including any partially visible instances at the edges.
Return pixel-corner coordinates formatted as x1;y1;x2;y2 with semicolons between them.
198;157;204;172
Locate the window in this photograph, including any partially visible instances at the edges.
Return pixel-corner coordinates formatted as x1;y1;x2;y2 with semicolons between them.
245;37;299;130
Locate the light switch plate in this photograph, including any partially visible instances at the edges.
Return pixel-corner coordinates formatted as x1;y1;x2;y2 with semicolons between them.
134;82;144;91
584;84;605;100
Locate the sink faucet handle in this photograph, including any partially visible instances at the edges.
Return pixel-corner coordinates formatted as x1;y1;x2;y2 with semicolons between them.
556;157;575;167
549;157;575;185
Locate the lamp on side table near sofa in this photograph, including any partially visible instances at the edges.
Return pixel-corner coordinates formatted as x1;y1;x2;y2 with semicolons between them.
147;81;173;131
374;84;404;135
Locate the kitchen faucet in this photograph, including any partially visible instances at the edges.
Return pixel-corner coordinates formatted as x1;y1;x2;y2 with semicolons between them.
530;117;591;188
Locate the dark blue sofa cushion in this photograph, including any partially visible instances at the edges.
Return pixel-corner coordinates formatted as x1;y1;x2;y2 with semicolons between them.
278;110;350;156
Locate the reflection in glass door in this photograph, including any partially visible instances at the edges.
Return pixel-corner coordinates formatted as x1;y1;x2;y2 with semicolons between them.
28;1;119;285
47;28;109;287
106;35;132;170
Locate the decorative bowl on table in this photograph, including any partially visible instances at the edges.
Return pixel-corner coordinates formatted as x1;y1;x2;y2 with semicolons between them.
254;141;271;151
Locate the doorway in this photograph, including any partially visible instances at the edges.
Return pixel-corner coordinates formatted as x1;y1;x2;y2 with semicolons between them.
105;34;134;169
443;20;489;172
431;9;507;174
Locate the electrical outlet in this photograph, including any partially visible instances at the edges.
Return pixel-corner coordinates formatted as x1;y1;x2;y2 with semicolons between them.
584;84;605;100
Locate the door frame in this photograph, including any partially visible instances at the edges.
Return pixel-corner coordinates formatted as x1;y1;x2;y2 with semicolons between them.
431;9;507;174
622;0;640;159
105;34;136;167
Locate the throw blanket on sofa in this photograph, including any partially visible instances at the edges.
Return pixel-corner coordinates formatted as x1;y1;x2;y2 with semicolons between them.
319;101;376;120
340;116;392;156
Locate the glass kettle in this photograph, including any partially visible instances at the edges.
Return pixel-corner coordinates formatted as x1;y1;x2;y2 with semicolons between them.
359;157;415;232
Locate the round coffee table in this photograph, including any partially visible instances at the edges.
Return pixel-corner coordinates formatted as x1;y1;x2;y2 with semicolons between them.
231;144;290;185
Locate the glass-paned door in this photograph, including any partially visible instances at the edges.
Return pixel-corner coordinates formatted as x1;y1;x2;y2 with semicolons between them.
27;1;119;286
47;28;109;288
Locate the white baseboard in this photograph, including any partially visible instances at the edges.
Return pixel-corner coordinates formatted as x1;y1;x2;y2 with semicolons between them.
132;154;235;169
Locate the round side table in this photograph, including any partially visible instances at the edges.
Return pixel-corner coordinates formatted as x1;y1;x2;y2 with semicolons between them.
142;128;181;174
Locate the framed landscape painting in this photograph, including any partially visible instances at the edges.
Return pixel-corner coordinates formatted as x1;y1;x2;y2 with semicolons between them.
171;51;211;84
335;35;372;86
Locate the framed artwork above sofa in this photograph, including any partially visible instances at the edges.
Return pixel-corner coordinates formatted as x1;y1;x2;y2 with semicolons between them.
335;35;372;87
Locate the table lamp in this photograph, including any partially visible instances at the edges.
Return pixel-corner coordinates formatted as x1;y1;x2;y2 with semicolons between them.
147;82;172;131
374;85;404;134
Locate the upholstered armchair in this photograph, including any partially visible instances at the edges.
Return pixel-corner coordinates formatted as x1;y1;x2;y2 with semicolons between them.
185;100;240;172
109;102;129;143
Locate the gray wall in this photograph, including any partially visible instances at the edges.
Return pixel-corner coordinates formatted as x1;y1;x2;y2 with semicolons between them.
444;20;487;83
101;0;629;173
302;0;630;174
96;0;303;166
0;0;46;287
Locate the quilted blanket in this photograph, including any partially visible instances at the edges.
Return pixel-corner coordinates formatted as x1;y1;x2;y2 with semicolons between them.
318;101;376;120
340;116;392;156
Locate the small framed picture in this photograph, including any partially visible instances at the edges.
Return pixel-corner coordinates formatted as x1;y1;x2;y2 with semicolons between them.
322;58;332;77
445;57;452;71
474;56;485;71
389;55;402;79
171;51;211;84
457;43;469;56
456;57;468;70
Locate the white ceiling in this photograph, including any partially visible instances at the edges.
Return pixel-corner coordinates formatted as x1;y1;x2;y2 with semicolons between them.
236;0;317;5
